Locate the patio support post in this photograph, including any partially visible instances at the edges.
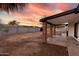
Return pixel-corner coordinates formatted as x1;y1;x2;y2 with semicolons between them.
50;25;53;38
42;22;47;43
54;26;56;35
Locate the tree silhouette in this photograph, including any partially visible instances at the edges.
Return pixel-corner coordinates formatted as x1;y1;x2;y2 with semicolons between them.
8;20;19;25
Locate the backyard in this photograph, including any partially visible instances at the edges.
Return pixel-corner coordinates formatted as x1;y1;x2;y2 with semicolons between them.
0;32;68;56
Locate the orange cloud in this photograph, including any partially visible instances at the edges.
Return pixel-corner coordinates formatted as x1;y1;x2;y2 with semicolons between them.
8;3;75;26
55;3;69;11
28;4;54;16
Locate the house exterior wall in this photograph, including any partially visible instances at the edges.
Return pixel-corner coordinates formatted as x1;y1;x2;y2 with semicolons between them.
68;23;75;37
68;19;79;38
56;27;67;36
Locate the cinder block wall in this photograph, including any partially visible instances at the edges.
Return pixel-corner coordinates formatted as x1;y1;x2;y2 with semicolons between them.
0;25;40;36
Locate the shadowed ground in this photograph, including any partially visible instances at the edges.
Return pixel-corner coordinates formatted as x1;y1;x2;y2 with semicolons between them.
0;32;68;56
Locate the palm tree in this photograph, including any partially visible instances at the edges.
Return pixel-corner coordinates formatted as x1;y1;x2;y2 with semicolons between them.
0;3;26;12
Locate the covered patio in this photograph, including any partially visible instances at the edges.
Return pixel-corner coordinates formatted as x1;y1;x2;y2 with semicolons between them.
40;4;79;56
40;4;79;43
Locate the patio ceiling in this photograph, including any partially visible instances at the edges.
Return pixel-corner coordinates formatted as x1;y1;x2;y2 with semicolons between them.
47;12;79;25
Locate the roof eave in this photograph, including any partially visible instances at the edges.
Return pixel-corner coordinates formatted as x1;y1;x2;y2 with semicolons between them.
40;8;76;23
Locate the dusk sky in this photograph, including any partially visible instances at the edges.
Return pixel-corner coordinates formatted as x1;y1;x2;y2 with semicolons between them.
0;3;78;27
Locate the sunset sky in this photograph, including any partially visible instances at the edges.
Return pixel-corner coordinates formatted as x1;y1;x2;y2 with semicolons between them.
0;3;78;27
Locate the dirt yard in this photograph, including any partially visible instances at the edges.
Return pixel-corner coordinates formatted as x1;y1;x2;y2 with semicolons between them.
0;32;68;56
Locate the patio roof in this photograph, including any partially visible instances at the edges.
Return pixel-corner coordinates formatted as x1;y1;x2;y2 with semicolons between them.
40;4;79;25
